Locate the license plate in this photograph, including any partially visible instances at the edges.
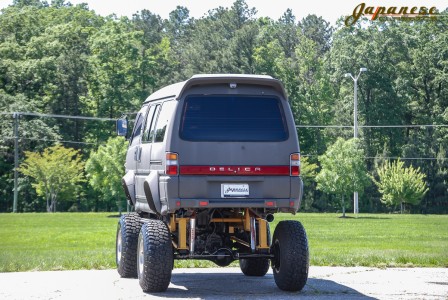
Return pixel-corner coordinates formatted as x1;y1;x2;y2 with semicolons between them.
221;184;249;198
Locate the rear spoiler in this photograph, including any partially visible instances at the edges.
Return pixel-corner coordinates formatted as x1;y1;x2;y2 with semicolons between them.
144;74;289;103
178;74;289;100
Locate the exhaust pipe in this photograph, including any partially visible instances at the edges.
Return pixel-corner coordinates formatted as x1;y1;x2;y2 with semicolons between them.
266;214;274;223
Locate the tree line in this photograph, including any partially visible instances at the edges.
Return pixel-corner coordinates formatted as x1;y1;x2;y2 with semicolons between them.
0;0;447;213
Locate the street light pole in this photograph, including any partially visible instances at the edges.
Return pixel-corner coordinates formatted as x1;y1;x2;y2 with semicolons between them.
344;68;367;215
353;77;359;215
353;77;358;139
13;112;19;213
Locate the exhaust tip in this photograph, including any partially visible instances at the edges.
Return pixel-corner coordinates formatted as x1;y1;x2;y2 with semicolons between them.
266;214;274;223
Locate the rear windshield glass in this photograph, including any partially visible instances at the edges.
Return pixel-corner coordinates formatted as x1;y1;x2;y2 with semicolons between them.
180;95;288;142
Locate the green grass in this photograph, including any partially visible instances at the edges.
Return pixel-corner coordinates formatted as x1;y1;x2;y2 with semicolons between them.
0;213;447;272
0;213;117;272
284;213;448;268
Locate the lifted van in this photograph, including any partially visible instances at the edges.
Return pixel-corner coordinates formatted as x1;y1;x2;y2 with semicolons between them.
116;74;308;292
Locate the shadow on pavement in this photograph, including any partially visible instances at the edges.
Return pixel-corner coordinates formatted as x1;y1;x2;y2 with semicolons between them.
147;272;377;299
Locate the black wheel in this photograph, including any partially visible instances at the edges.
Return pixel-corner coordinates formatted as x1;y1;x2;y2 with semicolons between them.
137;220;173;293
239;222;271;276
116;212;143;278
271;220;309;291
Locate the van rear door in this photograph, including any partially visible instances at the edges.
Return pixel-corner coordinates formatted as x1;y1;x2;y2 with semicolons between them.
175;94;299;206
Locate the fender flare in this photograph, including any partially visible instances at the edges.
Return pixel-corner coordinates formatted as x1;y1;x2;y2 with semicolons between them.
144;171;160;214
121;171;136;205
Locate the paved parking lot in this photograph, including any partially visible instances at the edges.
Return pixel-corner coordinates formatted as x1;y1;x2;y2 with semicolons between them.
1;267;447;299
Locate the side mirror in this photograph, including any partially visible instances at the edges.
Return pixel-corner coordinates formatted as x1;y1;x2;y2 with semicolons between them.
116;117;128;137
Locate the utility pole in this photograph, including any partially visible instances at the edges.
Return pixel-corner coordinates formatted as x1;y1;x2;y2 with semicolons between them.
9;112;116;213
13;112;19;213
344;68;367;215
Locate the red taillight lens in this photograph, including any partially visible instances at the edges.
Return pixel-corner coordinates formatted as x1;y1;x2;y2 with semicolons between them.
290;153;300;176
166;152;178;175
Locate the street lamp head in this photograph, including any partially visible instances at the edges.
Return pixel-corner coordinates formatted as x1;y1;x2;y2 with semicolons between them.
360;67;367;72
344;73;352;78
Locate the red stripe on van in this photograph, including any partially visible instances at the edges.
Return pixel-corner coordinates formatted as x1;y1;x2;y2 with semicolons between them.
179;166;290;176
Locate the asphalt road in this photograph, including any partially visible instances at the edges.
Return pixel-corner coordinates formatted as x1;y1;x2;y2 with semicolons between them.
1;267;447;299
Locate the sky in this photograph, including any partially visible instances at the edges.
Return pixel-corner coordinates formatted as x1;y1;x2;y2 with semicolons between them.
0;0;447;25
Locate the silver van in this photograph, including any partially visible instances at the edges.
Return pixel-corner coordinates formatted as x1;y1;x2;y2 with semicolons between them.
116;74;308;292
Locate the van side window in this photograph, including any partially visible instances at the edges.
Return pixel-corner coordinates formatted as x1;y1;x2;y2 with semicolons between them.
129;107;147;147
154;100;176;143
142;105;156;143
149;105;161;142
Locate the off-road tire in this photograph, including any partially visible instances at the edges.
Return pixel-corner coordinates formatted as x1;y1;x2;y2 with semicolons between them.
138;220;173;293
271;220;309;291
239;222;271;276
116;212;143;278
239;258;270;276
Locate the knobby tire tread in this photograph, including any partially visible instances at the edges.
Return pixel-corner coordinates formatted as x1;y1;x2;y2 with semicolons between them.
117;213;143;278
139;219;173;293
272;220;309;291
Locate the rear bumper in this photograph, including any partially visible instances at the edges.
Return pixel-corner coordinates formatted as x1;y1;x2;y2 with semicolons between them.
174;198;299;209
163;177;303;213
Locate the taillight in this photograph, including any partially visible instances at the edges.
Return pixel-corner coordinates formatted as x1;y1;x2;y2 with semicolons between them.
166;152;179;175
290;153;300;176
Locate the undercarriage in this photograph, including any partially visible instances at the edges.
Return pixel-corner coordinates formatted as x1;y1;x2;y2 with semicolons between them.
169;208;272;266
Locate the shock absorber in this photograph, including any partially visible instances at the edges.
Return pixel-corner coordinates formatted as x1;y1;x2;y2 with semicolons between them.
190;216;196;255
250;216;256;253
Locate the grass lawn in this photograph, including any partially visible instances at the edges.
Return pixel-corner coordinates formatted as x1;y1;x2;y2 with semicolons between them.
0;212;447;272
0;213;117;272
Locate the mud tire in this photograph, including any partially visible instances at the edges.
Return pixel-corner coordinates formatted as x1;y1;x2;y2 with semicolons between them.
116;213;143;278
137;220;173;293
271;220;309;291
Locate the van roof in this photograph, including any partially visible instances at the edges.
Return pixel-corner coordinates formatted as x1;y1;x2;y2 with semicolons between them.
144;74;289;103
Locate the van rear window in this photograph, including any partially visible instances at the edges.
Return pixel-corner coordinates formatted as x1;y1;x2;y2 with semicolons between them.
180;95;288;141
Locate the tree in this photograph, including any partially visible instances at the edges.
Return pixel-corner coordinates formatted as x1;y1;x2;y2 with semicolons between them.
0;93;62;212
300;156;318;210
19;144;85;212
85;136;127;211
275;9;298;58
0;0;447;213
372;159;429;213
316;138;370;216
176;0;258;76
298;14;332;55
87;18;144;120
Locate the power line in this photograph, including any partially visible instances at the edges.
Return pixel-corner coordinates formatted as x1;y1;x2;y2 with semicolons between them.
1;112;116;121
365;156;447;160
3;136;102;145
2;111;446;155
3;111;117;213
296;125;353;128
296;124;448;128
3;112;447;127
302;154;446;160
361;125;448;128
